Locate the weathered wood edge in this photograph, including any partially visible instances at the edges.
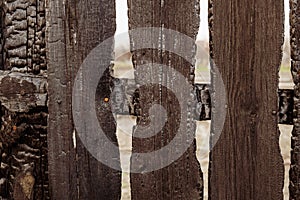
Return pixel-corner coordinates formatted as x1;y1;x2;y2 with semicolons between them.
46;0;121;199
208;0;284;199
290;0;300;198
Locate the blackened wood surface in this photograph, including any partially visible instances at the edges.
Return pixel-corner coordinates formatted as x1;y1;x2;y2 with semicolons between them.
0;105;48;200
128;0;203;199
47;0;121;199
290;1;300;199
208;0;284;199
2;0;46;73
0;0;48;199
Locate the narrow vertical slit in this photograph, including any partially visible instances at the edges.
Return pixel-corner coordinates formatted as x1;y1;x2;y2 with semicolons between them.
195;0;210;200
114;0;133;79
115;0;133;199
279;0;292;199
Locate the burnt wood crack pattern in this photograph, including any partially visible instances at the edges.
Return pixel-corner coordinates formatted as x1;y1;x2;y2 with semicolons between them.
0;0;48;198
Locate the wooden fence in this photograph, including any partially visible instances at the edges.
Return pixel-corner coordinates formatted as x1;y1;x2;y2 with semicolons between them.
0;0;298;199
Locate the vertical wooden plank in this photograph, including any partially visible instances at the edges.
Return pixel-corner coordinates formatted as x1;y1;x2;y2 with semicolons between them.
47;0;121;199
208;0;284;199
290;0;300;199
0;0;49;199
128;0;203;199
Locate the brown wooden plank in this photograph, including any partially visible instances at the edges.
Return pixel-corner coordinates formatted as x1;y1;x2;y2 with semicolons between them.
290;0;300;198
47;0;121;199
208;0;284;199
128;0;203;199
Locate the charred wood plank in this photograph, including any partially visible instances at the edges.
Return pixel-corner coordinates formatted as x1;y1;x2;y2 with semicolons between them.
0;0;48;199
47;0;121;199
0;106;48;200
128;0;203;199
290;0;300;198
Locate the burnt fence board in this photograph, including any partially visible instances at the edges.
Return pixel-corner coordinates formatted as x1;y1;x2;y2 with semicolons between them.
208;0;284;199
0;73;48;199
290;0;300;199
0;0;295;199
128;0;203;199
47;0;121;199
0;0;48;199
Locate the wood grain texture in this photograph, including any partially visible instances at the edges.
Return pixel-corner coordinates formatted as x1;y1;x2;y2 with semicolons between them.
111;78;294;124
47;0;121;199
208;0;284;199
128;0;203;199
290;0;300;199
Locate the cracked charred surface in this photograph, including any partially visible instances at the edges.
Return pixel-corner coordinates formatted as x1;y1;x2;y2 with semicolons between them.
0;71;47;112
0;1;48;199
128;0;203;199
208;0;284;199
47;0;121;199
1;0;46;74
290;0;300;199
0;105;48;199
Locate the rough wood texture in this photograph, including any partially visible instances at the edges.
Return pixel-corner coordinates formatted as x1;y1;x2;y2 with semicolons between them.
2;0;46;74
47;0;121;199
0;1;5;69
112;79;212;121
0;105;48;200
112;78;294;124
128;0;203;199
208;0;284;199
0;1;48;199
290;0;300;198
0;72;48;199
0;71;47;112
0;68;48;199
